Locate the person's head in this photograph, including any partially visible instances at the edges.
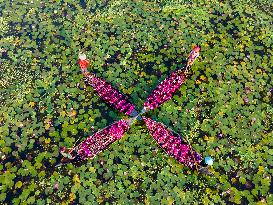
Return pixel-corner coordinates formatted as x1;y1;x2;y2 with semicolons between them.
198;156;214;175
79;53;87;60
202;156;213;166
193;45;201;52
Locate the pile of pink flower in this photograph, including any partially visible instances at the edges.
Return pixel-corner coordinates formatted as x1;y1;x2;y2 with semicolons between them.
144;71;186;110
77;120;130;159
143;117;202;169
85;74;136;116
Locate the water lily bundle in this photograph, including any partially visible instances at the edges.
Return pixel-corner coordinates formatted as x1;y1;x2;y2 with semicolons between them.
143;117;202;169
84;72;138;116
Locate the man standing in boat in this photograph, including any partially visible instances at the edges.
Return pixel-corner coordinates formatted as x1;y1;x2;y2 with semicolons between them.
186;45;201;70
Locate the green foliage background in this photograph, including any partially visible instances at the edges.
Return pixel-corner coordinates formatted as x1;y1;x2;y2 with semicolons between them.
0;0;272;204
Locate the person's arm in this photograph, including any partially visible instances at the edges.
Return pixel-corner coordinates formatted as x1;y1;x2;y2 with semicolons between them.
195;52;199;59
188;50;193;59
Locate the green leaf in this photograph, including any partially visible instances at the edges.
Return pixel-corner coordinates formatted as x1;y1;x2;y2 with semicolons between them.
15;181;23;189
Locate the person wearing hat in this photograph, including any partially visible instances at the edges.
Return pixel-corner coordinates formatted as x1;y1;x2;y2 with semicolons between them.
78;53;90;74
198;156;214;175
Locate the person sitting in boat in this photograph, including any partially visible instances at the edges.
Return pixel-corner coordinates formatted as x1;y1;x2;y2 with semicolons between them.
78;53;90;74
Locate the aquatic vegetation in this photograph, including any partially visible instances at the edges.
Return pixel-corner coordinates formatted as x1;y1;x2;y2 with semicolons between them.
0;0;272;204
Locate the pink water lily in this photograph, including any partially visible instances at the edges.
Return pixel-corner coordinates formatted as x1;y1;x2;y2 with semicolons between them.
144;70;186;111
143;117;201;169
84;73;136;116
75;119;130;160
